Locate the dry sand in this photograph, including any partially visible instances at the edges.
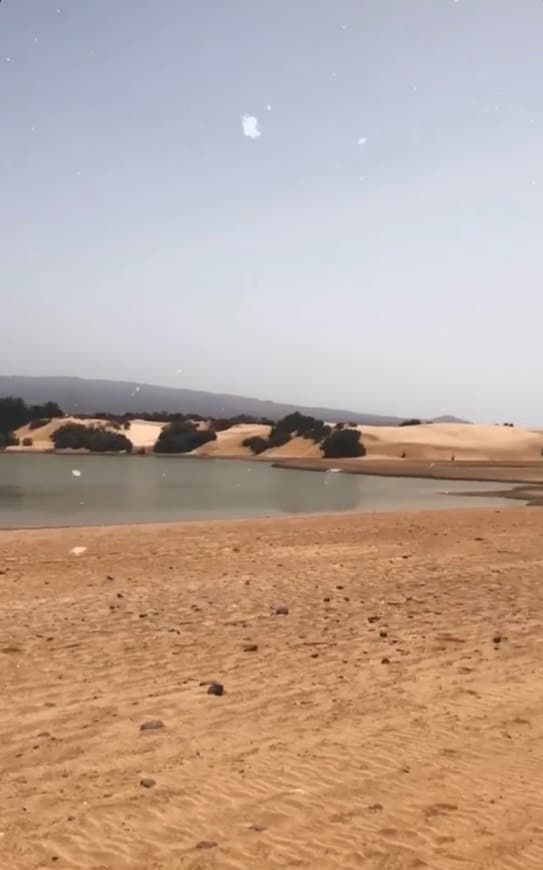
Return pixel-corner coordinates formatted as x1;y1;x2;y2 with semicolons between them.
12;419;543;466
2;509;543;869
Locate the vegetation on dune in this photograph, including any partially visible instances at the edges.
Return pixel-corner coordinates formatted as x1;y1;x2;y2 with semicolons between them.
27;417;51;430
243;411;335;455
52;423;132;453
1;395;369;459
321;428;366;458
400;418;422;427
0;397;64;449
0;432;19;448
153;420;217;454
242;435;269;455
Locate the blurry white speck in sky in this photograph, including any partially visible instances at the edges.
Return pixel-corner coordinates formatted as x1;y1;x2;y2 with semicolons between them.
241;115;261;139
357;137;367;145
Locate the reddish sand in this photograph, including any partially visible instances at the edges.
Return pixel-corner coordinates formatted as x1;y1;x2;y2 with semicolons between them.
2;509;543;868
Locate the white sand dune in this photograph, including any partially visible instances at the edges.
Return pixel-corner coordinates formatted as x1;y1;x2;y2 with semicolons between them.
357;422;543;462
10;418;543;464
11;417;165;452
193;423;270;457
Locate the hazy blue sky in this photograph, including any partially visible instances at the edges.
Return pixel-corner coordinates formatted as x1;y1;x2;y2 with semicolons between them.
2;1;543;424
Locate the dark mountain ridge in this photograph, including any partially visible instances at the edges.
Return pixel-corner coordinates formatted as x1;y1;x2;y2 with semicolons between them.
0;376;468;425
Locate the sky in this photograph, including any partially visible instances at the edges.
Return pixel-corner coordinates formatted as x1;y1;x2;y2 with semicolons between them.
2;1;543;425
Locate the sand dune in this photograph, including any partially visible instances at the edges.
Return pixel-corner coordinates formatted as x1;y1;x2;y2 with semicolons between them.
193;423;270;457
11;418;165;452
10;418;543;465
358;422;543;462
2;510;543;869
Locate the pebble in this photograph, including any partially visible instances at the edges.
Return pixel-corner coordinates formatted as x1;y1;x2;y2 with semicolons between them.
368;616;380;624
139;720;165;733
493;634;502;644
274;605;289;615
381;657;391;665
243;643;258;652
140;778;156;788
248;824;267;832
207;682;224;696
196;840;218;850
379;629;388;638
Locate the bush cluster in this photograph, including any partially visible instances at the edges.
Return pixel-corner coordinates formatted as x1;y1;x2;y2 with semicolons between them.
52;423;132;453
153;420;217;454
321;428;366;458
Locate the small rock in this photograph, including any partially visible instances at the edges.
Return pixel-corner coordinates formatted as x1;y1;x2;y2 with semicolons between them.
493;634;502;644
379;630;388;638
207;682;224;696
138;613;147;619
368;803;384;813
243;643;258;652
368;616;380;624
196;840;218;850
323;596;330;603
106;575;114;581
116;592;123;599
248;824;267;832
381;657;391;665
139;720;165;733
274;605;289;615
140;778;156;788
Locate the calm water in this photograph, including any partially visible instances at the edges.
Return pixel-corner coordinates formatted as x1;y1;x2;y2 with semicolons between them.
0;454;522;529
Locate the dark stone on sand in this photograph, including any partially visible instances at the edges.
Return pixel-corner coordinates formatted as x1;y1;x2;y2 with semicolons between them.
368;803;384;812
493;634;502;644
139;720;165;733
116;592;124;599
323;597;330;602
379;630;388;638
140;778;156;788
138;613;147;618
106;575;114;581
196;840;218;850
248;824;267;832
368;616;380;623
274;605;289;615
243;643;258;652
381;657;391;665
207;682;224;696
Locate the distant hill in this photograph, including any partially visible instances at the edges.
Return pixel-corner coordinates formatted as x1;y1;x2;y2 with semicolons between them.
0;375;467;426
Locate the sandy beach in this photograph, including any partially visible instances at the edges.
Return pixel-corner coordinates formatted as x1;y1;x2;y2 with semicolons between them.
2;508;543;869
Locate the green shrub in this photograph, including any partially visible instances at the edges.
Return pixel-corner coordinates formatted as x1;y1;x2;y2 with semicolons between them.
153;421;216;454
52;423;132;453
0;432;19;449
242;436;269;455
321;429;366;458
